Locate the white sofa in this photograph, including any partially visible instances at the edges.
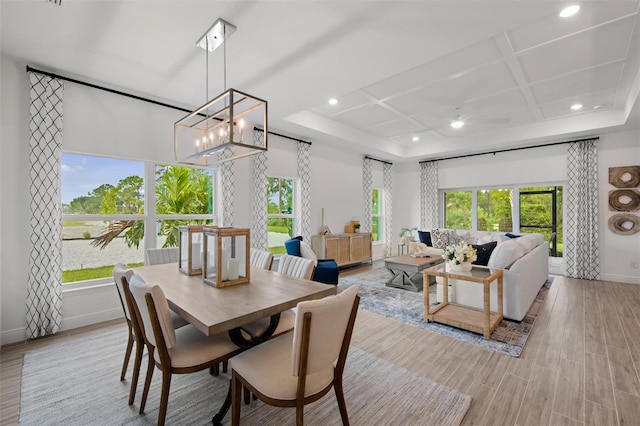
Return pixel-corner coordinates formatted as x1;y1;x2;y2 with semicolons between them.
412;229;549;321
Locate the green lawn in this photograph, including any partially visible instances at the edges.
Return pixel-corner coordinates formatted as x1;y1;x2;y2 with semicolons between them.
62;262;144;283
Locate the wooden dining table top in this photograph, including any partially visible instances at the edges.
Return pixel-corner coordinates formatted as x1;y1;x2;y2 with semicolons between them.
132;262;337;337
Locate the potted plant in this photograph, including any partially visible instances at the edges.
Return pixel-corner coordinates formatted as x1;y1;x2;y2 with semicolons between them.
354;223;361;232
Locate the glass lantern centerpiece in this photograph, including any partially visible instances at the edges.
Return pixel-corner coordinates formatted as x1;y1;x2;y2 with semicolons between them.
178;225;205;276
203;227;250;287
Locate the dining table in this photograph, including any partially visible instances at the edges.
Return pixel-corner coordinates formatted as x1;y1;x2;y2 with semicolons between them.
131;261;338;424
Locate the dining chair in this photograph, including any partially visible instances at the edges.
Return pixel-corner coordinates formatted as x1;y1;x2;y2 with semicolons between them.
146;247;180;265
239;254;316;343
128;273;244;426
250;248;274;270
230;285;360;426
113;264;189;406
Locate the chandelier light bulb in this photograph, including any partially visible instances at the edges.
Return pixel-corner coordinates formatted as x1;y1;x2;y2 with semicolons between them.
571;103;583;110
451;120;464;129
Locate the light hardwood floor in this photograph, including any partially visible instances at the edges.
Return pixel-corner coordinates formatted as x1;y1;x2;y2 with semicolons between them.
1;266;639;425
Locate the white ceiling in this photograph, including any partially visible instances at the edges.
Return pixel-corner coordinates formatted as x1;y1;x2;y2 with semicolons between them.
2;1;639;163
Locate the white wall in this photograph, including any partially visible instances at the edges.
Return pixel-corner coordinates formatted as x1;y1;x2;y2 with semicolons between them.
2;53;638;345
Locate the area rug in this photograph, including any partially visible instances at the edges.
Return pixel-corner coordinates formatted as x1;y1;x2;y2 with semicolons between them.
339;268;553;357
19;328;471;426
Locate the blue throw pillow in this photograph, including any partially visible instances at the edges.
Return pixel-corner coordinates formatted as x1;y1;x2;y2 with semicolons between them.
505;232;521;239
284;238;301;257
472;241;498;266
417;230;432;247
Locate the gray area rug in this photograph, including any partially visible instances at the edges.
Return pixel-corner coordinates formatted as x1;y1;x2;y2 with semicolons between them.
339;268;553;357
20;328;471;425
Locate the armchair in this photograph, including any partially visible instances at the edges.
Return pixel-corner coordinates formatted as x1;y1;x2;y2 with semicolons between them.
284;236;339;285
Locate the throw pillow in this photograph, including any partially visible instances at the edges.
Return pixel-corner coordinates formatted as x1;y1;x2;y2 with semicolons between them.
299;241;318;266
471;241;498;266
487;239;525;269
417;230;432;246
431;229;450;249
505;232;521;238
284;238;301;257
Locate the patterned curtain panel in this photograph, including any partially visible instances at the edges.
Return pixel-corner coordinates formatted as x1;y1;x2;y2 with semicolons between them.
565;139;600;279
362;158;373;233
251;130;268;250
383;162;393;257
219;149;235;227
297;142;312;242
420;161;439;228
26;73;64;339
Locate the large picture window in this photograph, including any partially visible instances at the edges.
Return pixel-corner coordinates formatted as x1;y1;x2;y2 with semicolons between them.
62;153;215;284
267;177;296;254
443;185;562;256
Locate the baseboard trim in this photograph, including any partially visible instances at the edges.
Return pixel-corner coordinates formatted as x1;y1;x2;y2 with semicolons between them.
600;273;640;285
1;308;124;347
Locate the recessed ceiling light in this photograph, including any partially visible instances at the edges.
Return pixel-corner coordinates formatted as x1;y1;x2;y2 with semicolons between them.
412;136;420;141
559;5;580;18
571;103;583;111
328;98;338;105
451;120;464;129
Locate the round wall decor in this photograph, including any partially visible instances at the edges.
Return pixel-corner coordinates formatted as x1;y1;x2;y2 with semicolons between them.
608;189;640;211
609;166;640;188
608;214;640;235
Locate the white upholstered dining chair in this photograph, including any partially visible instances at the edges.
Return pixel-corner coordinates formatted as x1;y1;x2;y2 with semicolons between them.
146;247;179;265
128;274;244;426
230;285;360;426
250;248;274;270
112;264;189;406
240;254;316;343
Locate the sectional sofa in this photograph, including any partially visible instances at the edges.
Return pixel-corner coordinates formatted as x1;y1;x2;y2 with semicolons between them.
411;228;549;321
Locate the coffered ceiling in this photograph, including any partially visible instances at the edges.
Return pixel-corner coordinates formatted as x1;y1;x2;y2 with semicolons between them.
1;1;639;163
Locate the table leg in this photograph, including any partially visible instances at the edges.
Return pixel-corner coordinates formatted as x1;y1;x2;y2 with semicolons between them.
212;379;232;426
483;281;491;339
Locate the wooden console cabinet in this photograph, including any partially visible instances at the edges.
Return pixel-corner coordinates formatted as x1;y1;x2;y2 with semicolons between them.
311;233;372;267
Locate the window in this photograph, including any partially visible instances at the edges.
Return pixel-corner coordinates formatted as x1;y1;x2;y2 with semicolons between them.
443;185;563;256
445;191;472;229
61;153;215;284
372;188;383;241
267;177;295;254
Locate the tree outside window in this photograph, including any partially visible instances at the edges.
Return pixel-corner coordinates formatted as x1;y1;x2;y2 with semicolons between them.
267;177;295;254
372;188;383;241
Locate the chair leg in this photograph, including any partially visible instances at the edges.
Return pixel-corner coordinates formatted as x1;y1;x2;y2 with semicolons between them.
120;325;134;381
157;371;172;426
231;372;242;426
211;363;220;376
128;339;144;405
243;386;250;405
223;360;228;373
139;348;155;414
334;379;350;426
296;404;304;426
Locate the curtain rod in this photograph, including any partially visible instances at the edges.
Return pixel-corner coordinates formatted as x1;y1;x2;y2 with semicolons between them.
26;65;311;145
418;136;599;164
253;127;311;145
365;155;393;165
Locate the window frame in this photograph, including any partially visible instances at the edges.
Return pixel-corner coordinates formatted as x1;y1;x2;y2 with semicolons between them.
266;176;297;253
372;187;384;242
61;153;216;288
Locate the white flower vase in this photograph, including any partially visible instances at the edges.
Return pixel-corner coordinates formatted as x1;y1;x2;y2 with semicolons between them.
448;261;472;272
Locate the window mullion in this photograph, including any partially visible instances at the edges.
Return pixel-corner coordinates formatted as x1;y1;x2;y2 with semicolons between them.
144;161;157;251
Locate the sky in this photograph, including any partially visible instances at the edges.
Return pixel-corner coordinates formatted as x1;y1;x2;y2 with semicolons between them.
61;153;144;204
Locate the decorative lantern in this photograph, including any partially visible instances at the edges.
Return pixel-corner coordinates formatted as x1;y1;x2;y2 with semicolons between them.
203;227;250;287
178;225;204;276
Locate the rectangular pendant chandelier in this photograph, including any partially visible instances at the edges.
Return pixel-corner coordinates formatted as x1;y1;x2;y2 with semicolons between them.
174;88;268;166
174;18;268;166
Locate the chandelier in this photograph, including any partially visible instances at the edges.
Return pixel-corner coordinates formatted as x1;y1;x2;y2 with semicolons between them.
174;19;268;166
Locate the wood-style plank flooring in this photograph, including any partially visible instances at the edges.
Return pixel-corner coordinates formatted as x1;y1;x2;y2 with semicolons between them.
2;265;639;425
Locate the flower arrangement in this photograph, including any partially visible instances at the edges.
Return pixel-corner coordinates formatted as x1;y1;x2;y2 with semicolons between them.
442;241;477;265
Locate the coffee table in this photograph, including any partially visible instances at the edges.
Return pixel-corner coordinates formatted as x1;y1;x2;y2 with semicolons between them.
384;255;443;292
